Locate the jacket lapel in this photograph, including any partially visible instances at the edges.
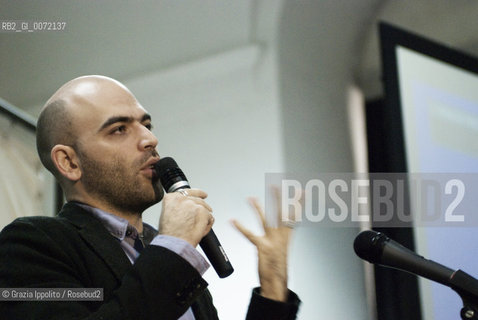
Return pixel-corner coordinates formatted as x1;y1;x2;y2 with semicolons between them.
59;202;131;282
59;203;219;319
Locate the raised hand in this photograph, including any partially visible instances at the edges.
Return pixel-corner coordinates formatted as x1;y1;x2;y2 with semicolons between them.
232;188;295;302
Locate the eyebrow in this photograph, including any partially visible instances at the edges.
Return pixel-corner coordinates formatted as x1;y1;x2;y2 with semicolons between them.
98;113;151;132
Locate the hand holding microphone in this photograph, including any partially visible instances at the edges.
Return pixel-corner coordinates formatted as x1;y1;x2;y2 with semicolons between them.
158;188;214;248
155;157;234;278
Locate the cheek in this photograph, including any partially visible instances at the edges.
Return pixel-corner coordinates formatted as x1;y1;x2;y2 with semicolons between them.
80;148;122;174
78;140;142;176
98;141;139;166
107;154;132;174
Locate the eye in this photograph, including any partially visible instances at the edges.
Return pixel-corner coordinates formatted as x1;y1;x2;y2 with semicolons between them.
111;125;127;135
144;123;153;131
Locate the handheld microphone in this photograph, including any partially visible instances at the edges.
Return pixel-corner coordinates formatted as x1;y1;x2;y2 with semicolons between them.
155;157;234;278
353;230;478;301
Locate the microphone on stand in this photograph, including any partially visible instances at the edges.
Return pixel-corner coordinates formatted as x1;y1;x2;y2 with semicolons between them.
155;157;234;278
353;230;478;318
353;230;454;286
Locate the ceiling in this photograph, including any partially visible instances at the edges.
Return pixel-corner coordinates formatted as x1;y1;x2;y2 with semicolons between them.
2;0;478;111
0;0;255;109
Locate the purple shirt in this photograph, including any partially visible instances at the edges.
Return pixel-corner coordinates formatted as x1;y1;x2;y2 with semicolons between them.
77;203;209;320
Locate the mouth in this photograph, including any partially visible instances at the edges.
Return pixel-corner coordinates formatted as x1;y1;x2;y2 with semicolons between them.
141;157;160;180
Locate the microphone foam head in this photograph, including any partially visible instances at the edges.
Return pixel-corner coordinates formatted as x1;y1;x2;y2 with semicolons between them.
353;230;388;264
156;157;178;173
155;157;189;192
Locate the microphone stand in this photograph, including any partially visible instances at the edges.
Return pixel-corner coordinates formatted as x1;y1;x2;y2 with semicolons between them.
448;270;478;319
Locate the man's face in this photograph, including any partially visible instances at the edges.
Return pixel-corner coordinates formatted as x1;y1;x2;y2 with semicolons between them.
71;83;163;215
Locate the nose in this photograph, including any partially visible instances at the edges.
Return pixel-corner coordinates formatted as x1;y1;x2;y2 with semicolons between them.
138;125;158;152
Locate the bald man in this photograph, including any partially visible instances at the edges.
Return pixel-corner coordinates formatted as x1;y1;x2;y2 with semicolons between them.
0;76;300;319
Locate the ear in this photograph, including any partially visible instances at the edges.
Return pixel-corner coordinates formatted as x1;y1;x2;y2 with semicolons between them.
51;144;82;181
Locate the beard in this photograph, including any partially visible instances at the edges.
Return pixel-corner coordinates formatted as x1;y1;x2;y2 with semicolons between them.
77;148;163;216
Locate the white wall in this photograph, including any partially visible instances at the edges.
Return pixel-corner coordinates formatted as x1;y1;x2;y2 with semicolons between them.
275;2;370;319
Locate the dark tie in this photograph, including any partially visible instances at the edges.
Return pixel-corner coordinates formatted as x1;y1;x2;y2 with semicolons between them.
134;235;144;253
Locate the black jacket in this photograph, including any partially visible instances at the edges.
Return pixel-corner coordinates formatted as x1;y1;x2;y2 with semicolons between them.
0;202;299;319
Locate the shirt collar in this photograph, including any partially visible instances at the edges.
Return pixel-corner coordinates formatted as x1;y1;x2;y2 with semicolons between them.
73;202;158;244
74;202;131;241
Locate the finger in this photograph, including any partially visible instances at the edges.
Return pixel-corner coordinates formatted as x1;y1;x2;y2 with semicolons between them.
272;185;283;226
231;219;258;246
203;213;215;236
187;196;213;212
273;185;300;228
248;197;267;229
208;213;215;227
191;209;214;240
184;188;208;199
200;211;214;227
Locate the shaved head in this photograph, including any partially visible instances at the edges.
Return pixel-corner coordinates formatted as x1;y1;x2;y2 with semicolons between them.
36;75;138;177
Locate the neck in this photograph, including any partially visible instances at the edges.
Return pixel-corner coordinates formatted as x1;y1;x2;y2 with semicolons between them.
67;194;144;233
111;209;143;233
